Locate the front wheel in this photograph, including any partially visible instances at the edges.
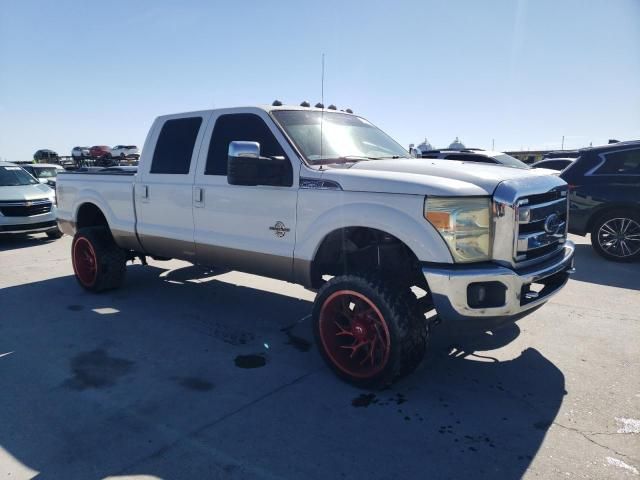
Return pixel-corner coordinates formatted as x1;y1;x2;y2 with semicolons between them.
590;210;640;262
312;275;428;388
72;227;126;292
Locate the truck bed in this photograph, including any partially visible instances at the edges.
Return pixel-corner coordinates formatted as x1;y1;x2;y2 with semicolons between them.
56;170;141;250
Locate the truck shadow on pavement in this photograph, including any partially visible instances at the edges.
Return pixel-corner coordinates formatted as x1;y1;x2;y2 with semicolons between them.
0;264;565;479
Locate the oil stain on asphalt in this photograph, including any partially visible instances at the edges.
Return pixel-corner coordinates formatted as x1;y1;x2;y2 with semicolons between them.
234;354;267;369
352;393;407;408
64;349;135;390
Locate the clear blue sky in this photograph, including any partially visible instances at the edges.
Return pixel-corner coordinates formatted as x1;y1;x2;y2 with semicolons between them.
1;0;639;161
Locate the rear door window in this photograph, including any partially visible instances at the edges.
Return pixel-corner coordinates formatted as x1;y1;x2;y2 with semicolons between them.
150;117;203;174
596;148;640;175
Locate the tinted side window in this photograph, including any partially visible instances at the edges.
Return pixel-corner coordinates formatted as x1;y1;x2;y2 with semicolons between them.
596;149;640;175
538;160;563;170
205;114;286;176
150;117;202;174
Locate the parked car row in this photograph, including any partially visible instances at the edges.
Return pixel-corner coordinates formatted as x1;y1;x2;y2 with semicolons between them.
37;145;140;165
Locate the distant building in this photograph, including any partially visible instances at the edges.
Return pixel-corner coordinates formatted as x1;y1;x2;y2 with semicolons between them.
416;138;434;153
448;137;465;150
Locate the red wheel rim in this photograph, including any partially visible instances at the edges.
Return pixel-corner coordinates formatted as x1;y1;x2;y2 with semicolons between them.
73;237;98;287
318;290;391;379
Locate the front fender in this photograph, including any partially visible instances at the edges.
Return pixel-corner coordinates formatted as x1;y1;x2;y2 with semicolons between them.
293;191;453;285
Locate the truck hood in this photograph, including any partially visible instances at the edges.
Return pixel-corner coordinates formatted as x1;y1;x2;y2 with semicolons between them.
0;183;54;202
320;159;561;196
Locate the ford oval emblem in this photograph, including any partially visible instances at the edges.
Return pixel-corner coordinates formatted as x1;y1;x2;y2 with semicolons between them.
544;213;562;234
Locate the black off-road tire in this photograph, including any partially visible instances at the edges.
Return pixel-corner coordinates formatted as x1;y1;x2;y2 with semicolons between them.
312;275;428;389
71;227;126;292
590;209;640;262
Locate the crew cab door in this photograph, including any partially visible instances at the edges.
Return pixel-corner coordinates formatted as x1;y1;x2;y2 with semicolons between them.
135;113;210;260
193;109;300;281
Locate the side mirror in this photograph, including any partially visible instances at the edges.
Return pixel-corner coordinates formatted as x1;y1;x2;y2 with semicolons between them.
228;141;260;160
227;141;291;187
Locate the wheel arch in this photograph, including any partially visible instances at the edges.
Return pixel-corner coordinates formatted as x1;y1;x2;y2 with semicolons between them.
294;202;452;288
305;226;429;290
75;202;110;231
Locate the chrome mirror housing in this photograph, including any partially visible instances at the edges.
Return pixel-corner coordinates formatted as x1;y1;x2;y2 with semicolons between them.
228;141;260;159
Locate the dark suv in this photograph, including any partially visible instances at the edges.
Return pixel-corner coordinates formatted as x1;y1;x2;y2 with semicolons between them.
561;141;640;261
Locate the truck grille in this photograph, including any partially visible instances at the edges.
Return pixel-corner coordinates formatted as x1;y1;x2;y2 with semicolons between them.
0;199;52;217
515;189;568;263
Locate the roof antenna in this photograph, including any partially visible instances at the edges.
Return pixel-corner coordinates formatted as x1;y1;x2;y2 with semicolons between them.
319;53;325;167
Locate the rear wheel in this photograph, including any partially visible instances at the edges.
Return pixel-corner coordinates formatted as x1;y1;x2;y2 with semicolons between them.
72;227;126;292
312;275;428;388
590;210;640;262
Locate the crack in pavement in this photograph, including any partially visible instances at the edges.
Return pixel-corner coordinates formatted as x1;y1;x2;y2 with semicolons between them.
553;421;640;464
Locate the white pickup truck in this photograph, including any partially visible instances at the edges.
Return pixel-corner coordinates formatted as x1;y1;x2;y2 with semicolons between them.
57;103;575;387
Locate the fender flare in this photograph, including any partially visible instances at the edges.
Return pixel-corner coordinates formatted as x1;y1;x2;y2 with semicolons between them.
293;202;453;286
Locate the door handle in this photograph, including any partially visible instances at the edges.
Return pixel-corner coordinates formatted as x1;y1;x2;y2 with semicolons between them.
141;185;148;198
194;187;204;206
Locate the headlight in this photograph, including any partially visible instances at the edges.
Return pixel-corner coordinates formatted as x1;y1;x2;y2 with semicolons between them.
424;197;491;262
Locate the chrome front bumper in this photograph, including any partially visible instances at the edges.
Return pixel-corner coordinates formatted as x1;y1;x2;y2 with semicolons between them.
423;241;575;328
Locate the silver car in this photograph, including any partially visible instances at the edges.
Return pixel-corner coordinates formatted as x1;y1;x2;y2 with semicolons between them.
0;162;61;238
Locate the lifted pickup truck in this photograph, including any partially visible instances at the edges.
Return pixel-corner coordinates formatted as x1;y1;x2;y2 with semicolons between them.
57;104;575;387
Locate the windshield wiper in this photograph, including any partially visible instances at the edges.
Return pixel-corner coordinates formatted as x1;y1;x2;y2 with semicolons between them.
367;155;408;160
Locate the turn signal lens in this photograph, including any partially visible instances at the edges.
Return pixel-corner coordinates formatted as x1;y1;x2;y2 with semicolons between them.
425;211;450;230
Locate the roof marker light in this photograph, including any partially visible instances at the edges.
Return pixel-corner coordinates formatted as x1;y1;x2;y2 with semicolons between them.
300;101;310;107
345;108;353;114
315;103;324;108
328;104;337;110
272;99;283;106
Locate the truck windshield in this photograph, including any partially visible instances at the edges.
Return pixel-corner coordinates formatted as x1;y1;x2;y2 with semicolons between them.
0;166;39;186
272;110;410;164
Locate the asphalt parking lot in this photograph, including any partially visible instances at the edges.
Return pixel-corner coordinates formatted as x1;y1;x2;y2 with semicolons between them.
0;233;638;479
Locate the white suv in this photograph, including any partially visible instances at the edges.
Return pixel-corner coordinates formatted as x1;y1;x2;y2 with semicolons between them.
111;145;140;161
